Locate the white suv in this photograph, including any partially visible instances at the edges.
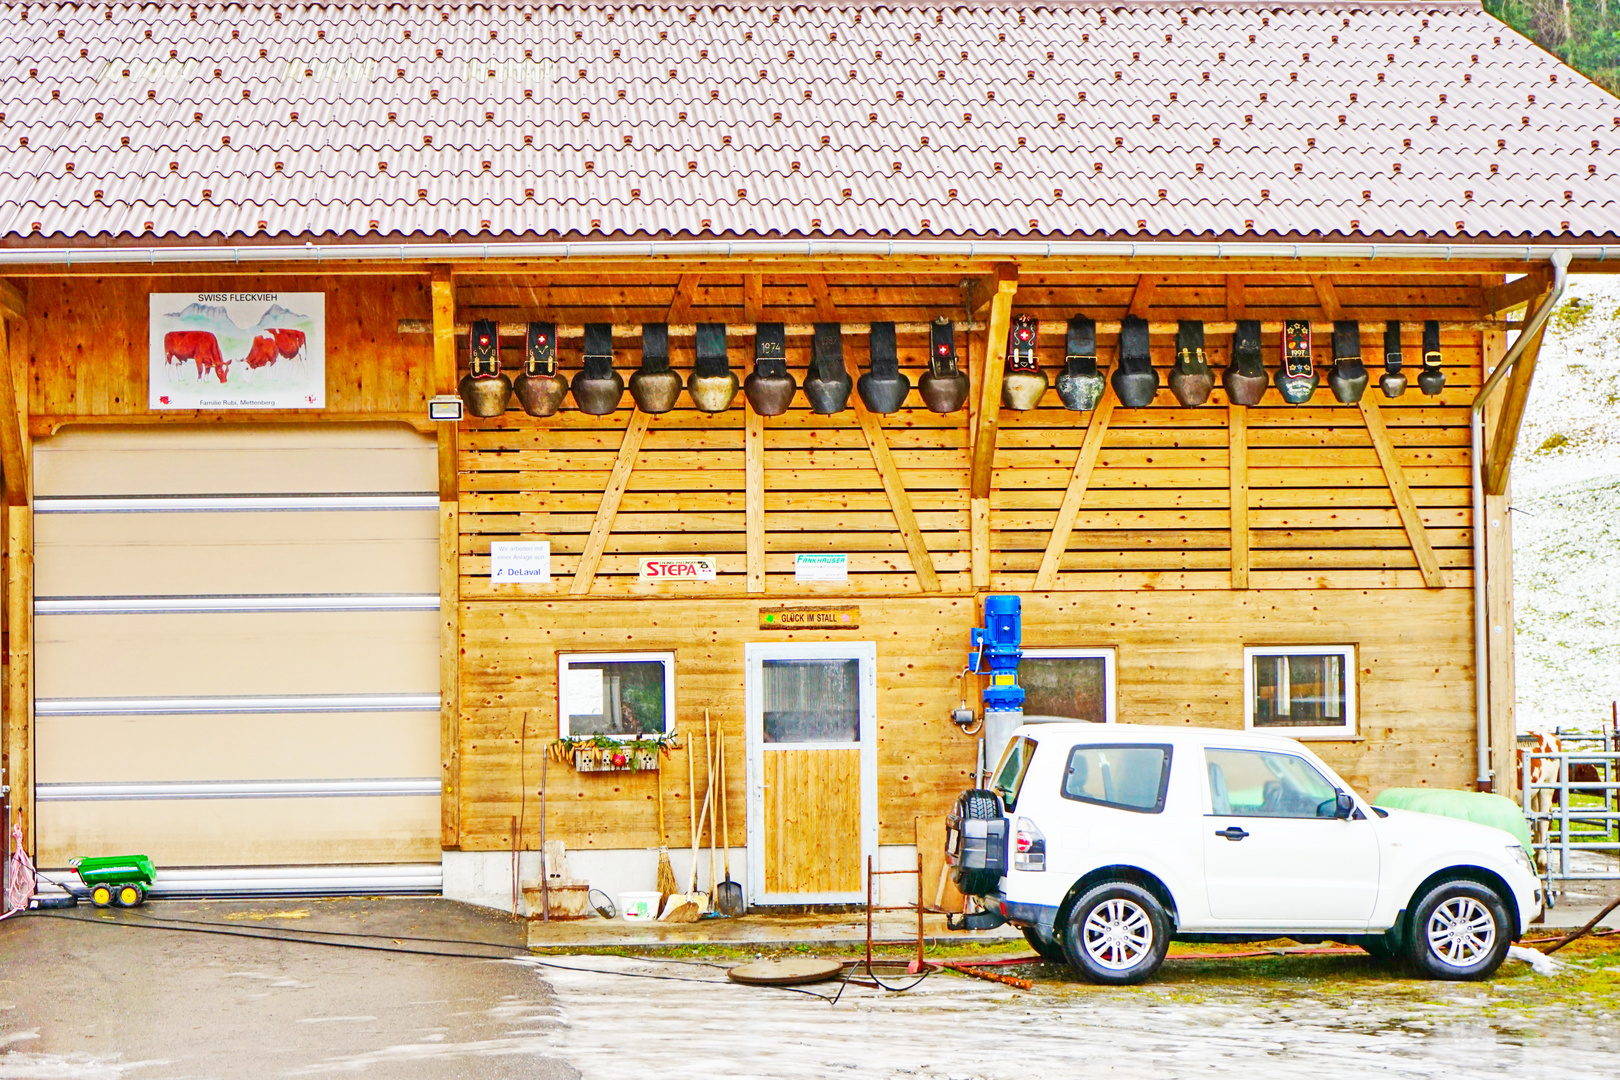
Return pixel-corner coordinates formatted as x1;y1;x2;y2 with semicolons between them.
946;723;1542;984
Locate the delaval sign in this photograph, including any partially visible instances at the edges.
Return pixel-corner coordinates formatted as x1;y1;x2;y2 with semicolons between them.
639;557;717;583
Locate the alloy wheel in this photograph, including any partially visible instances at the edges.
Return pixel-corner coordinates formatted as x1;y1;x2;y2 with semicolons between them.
1425;896;1497;966
1082;897;1154;971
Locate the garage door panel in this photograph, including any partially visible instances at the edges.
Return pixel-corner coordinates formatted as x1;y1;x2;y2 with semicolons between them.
36;796;443;868
36;510;438;596
34;425;434;496
35;611;440;698
36;712;439;783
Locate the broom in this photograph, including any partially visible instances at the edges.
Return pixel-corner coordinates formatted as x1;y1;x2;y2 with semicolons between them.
655;750;678;906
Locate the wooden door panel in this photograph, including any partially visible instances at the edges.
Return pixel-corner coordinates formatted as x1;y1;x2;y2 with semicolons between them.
761;748;861;896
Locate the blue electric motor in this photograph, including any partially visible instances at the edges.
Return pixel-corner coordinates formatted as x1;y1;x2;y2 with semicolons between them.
970;594;1025;762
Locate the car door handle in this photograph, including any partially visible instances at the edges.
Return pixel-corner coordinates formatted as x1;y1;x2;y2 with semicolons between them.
1215;826;1250;841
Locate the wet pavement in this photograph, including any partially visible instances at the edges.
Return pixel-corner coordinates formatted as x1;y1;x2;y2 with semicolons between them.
5;897;1620;1079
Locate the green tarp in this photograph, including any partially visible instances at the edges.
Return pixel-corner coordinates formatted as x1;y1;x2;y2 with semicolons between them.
1373;787;1534;856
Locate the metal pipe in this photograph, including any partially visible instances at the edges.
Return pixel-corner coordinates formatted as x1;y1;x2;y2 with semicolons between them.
1470;250;1570;786
0;239;1610;268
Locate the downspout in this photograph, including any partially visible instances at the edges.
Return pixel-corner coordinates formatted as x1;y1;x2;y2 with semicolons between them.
1470;250;1569;787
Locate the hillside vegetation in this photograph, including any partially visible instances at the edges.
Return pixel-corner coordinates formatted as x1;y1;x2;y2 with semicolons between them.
1487;0;1620;93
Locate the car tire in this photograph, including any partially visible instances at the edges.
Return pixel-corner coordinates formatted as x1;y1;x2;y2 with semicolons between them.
1407;879;1512;980
1060;882;1171;986
1022;926;1068;964
948;788;1003;897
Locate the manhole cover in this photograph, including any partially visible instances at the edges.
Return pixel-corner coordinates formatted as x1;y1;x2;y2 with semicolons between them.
726;958;845;986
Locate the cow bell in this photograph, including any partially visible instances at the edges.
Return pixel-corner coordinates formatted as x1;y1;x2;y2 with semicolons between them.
1417;320;1446;396
1111;315;1159;407
1275;319;1319;404
459;319;512;417
1328;321;1370;404
689;322;739;412
572;322;625;415
1056;315;1106;411
1378;321;1408;398
514;322;569;417
1223;319;1268;405
629;323;683;413
857;321;910;413
1169;321;1213;406
803;323;853;414
1001;313;1047;410
743;322;796;415
919;316;970;413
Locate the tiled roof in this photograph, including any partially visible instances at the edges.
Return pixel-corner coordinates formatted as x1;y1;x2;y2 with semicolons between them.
2;0;1617;246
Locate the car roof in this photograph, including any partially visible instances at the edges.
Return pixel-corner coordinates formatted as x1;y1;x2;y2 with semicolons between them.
1013;722;1311;753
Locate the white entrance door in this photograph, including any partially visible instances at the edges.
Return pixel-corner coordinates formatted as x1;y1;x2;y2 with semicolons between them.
744;642;877;905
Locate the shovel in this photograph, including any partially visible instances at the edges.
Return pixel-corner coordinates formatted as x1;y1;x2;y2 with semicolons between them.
714;727;745;917
659;730;710;923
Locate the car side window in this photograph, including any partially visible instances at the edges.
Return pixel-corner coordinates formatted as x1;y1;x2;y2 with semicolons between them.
1206;748;1340;819
1062;745;1173;814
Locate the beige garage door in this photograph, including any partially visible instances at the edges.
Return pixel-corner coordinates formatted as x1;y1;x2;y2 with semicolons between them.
31;424;442;896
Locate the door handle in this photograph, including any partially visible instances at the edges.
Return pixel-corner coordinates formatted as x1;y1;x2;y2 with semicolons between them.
1215;826;1250;841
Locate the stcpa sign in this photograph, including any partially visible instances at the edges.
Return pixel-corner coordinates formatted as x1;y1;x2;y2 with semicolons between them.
639;556;717;583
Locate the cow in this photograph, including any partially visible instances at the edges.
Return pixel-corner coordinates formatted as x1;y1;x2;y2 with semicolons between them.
267;328;306;362
242;333;279;370
163;330;228;383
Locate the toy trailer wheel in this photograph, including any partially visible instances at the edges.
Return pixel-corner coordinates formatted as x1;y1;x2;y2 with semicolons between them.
115;884;144;908
89;884;114;908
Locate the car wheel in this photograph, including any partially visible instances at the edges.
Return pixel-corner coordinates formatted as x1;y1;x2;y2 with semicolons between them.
948;788;1003;897
1022;925;1068;963
1407;880;1512;980
1060;882;1171;986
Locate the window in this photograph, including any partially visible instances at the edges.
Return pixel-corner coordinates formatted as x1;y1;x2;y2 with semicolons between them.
1061;744;1173;814
1206;748;1341;819
1018;647;1116;723
991;735;1037;812
1244;645;1357;737
557;652;675;739
761;658;859;743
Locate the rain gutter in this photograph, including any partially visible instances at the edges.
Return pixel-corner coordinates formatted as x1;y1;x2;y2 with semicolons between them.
1470;250;1570;788
0;239;1611;267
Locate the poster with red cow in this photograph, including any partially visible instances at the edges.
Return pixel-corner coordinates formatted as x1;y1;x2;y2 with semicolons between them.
149;292;324;409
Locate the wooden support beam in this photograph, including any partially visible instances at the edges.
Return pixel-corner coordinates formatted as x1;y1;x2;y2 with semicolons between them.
1127;275;1158;317
745;408;765;593
430;268;461;849
1481;330;1518;797
1034;389;1117;590
743;274;764;324
1229;404;1250;590
665;273;699;323
968;265;1018;500
1482;269;1553;314
1485;285;1554;496
571;411;652;595
853;396;941;593
807;276;838;321
5;507;31;853
1310;275;1344;320
970;497;990;590
1225;276;1246;321
0;319;26;507
1359;398;1444;588
0;280;22;322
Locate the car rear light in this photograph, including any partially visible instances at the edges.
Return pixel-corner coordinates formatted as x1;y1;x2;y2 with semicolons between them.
1015;817;1046;871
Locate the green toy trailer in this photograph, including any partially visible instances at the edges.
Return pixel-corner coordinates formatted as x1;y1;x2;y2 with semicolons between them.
69;855;156;908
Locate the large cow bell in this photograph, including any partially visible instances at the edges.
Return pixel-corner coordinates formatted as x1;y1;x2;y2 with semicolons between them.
572;322;625;415
689;322;739;412
1001;313;1047;410
459;319;512;417
1328;321;1369;403
743;322;796;415
629;323;683;413
1169;321;1213;406
514;322;569;417
1418;320;1446;396
1111;315;1159;407
1056;315;1105;411
1223;319;1268;405
919;316;969;413
1378;321;1408;398
804;323;853;414
857;321;910;413
1275;319;1318;404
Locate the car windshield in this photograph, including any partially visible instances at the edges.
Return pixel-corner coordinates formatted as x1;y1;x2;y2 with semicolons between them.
991;736;1037;812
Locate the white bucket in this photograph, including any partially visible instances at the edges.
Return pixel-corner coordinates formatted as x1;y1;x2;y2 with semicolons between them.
619;891;662;921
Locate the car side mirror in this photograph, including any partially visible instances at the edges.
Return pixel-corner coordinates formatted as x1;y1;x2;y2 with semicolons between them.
1335;791;1354;820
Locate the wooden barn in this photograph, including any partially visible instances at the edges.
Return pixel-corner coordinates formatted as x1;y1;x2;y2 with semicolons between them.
2;1;1617;908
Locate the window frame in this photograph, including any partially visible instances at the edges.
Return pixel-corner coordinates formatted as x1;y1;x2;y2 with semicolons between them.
1242;644;1358;739
1059;743;1175;815
556;650;677;740
1017;646;1117;724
